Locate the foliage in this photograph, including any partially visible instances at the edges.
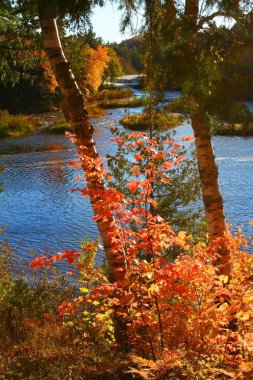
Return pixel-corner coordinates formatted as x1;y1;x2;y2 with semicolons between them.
121;111;184;131
0;109;38;138
83;45;110;93
110;37;144;74
29;131;253;379
34;50;58;95
0;5;40;87
104;47;125;83
0;239;75;346
0;240;138;379
143;1;253;120
107;128;203;238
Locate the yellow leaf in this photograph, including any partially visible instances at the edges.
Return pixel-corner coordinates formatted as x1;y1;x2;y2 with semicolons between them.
243;296;253;303
236;310;250;321
79;287;89;293
219;275;229;284
178;230;186;240
148;283;159;296
241;313;250;321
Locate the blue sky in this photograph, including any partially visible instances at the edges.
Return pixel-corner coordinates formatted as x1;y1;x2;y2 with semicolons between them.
91;3;138;43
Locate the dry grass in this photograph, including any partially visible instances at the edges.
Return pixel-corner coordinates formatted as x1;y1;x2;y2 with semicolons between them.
88;88;134;102
0;242;138;379
121;111;184;131
0;110;40;138
213;122;253;136
99;98;144;109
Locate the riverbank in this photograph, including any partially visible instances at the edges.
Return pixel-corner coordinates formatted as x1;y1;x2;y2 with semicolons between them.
121;111;184;131
0;242;138;380
0;110;41;138
3;87;253;137
0;88;139;137
213;122;253;136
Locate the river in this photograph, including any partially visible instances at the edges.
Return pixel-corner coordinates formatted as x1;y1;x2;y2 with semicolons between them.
1;89;253;269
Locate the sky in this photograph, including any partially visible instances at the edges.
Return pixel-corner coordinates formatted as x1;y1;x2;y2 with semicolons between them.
90;3;140;43
90;3;233;44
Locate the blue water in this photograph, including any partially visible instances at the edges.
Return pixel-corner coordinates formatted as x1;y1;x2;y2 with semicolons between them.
1;97;253;269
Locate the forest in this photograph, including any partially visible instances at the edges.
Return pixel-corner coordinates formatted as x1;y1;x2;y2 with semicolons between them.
0;0;253;379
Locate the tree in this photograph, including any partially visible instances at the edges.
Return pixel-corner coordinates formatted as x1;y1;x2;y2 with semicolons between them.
37;3;130;346
0;0;129;345
83;44;110;92
110;37;144;74
0;3;40;86
103;47;124;83
183;0;229;275
108;126;204;241
118;0;253;276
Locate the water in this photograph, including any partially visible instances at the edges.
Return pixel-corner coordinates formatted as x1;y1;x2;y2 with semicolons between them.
1;95;253;268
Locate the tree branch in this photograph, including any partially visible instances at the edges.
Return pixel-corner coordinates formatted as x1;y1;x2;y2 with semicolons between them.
197;11;228;28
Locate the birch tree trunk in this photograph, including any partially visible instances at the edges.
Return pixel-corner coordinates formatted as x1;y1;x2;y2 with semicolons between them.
38;13;126;283
184;1;231;276
191;113;231;276
191;113;227;240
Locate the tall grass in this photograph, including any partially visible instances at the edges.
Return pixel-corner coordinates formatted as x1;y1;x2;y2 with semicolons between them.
0;239;135;379
212;122;253;136
89;88;134;102
121;111;184;131
100;97;144;109
0;110;39;138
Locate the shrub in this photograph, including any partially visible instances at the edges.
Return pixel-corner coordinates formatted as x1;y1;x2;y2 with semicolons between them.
121;111;184;131
29;140;253;378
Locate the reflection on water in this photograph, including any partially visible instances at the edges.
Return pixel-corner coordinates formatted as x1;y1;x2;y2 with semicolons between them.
1;100;253;268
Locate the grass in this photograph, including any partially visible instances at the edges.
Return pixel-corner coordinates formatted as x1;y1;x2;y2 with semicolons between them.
0;110;41;138
121;111;184;131
212;122;253;136
48;106;106;134
88;88;135;102
99;97;144;109
48;117;72;134
0;239;138;380
87;104;106;118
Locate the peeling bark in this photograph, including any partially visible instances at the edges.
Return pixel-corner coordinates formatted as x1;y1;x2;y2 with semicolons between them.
184;1;231;276
191;112;231;276
38;14;126;284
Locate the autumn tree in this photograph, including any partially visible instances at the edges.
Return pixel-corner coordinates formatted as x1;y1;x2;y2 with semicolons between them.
37;3;127;281
0;0;129;345
119;0;253;275
104;47;124;83
83;44;110;92
0;5;37;85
